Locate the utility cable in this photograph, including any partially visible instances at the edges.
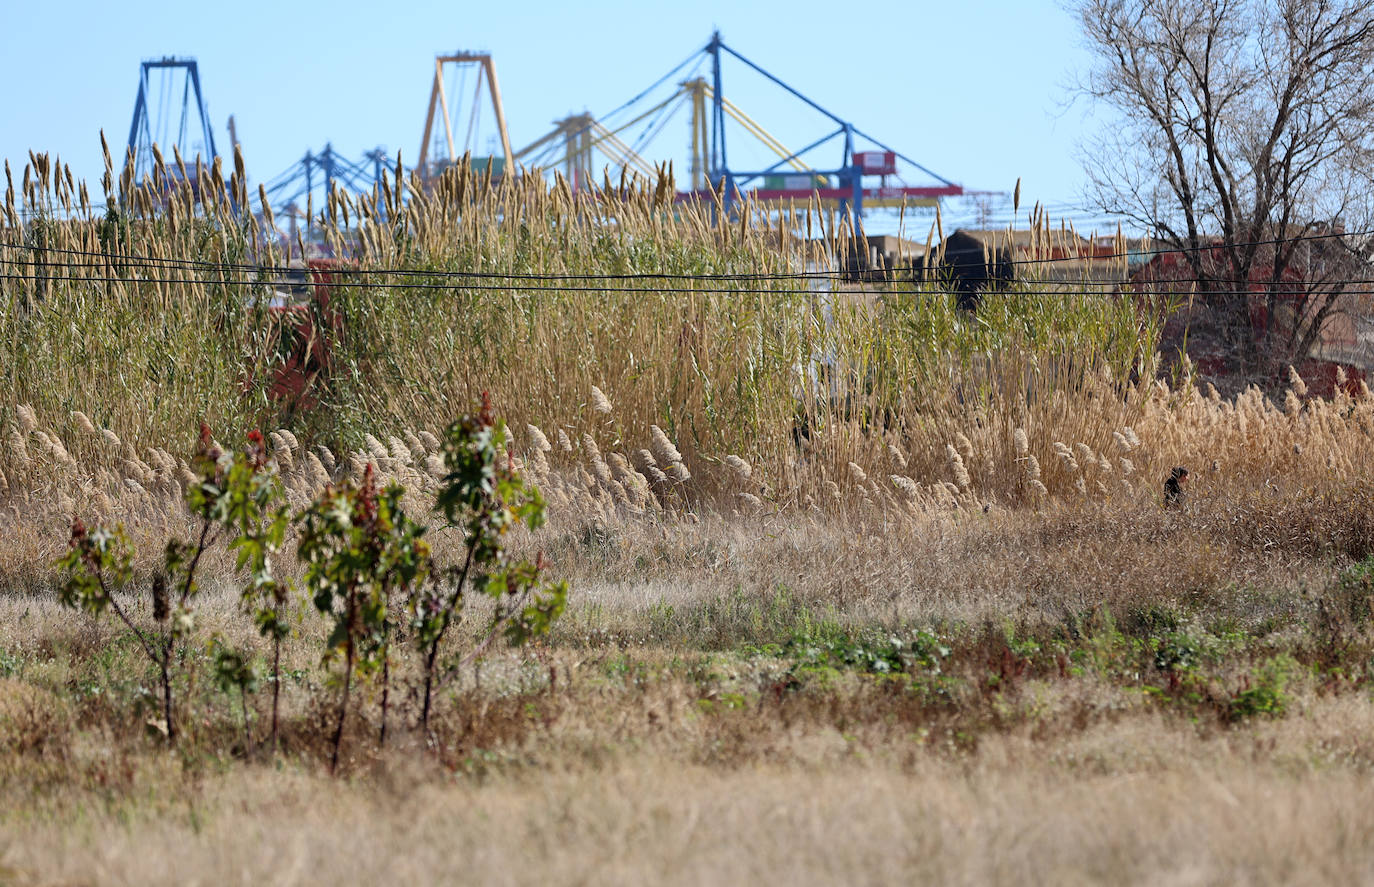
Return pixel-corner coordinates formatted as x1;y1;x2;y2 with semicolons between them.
0;252;1328;290
3;224;1373;284
2;267;1369;300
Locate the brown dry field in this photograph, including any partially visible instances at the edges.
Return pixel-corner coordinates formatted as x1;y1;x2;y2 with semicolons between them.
3;475;1374;885
7;146;1374;885
1;363;1373;886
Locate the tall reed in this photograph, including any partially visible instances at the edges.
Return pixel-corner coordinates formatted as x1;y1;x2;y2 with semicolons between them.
0;142;1162;511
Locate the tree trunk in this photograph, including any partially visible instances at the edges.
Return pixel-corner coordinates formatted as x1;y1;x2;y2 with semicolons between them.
330;639;354;775
161;633;176;744
379;646;390;746
270;635;281;754
421;639;441;735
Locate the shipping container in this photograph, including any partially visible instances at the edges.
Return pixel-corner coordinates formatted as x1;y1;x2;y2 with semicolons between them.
853;151;896;175
760;173;826;190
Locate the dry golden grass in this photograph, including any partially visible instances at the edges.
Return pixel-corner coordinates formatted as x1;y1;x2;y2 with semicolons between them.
5;149;1374;885
1;145;1159;513
3;363;1371;551
0;467;1371;885
4;703;1374;886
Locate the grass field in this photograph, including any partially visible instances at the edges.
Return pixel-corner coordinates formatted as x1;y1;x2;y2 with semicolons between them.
1;150;1373;884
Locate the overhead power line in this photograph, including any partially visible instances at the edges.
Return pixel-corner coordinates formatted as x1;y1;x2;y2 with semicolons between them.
2;224;1373;283
3;260;1372;298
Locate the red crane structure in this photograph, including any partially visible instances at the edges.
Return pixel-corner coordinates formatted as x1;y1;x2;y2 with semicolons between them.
513;32;969;218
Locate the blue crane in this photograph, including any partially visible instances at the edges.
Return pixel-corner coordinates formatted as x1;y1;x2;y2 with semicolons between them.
126;57;218;184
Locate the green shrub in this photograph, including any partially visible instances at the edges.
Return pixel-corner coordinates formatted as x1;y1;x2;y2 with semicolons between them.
1228;654;1296;721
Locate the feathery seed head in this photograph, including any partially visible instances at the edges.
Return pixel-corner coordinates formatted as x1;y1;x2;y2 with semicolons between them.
890;475;919;501
650;425;683;465
363;434;390;466
527;424;552;452
71;411;96;435
16;404;36;435
1287;365;1307;398
1284;390;1302;417
590;385;613;416
581;433;602;462
403;431;427;461
304;451;331;488
388;436;413;467
1013;427;1029;456
277;429;300;452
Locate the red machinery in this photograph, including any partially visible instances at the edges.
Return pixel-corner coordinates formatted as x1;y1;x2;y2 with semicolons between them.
1131;246;1369;396
264;258;349;412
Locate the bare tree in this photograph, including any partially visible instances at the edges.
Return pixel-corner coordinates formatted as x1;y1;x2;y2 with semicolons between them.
1072;0;1374;382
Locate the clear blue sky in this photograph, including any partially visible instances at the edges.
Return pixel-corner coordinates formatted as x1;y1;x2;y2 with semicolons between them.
0;0;1114;235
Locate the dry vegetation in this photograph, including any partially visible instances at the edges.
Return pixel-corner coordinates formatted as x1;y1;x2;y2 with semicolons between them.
1;148;1374;884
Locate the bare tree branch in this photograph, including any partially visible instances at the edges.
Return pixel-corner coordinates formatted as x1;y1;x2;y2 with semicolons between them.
1072;0;1374;384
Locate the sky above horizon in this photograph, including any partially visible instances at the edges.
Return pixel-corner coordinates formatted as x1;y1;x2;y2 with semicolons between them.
0;0;1119;236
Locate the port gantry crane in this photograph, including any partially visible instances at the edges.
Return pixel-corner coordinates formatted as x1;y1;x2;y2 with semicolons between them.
125;57;219;186
253;34;967;227
260;145;394;217
173;32;968;235
512;31;965;219
689;31;964;217
513;113;658;191
411;51;662;191
417;52;514;183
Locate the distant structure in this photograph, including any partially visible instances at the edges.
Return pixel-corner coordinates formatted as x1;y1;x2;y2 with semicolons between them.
417;53;514;183
521;32;968;218
126;57;218;184
917;230;1015;310
1131;234;1374;394
514;112;657;192
258;144;396;255
261;144;392;212
114;38;1003;229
